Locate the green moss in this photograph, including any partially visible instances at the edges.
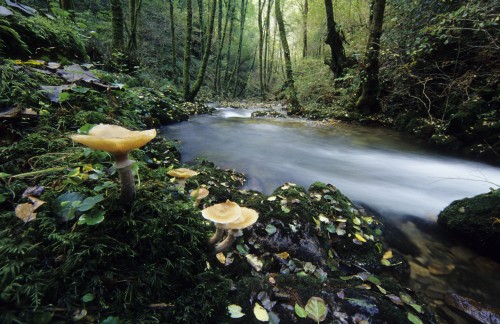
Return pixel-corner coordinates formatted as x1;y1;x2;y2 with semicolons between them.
437;189;500;261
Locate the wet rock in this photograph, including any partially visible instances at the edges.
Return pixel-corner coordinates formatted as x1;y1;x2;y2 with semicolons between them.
444;293;500;324
437;189;500;262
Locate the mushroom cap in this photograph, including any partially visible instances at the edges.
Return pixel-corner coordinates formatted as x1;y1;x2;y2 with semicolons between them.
168;168;199;179
221;207;259;230
70;124;156;155
202;200;241;224
190;187;209;200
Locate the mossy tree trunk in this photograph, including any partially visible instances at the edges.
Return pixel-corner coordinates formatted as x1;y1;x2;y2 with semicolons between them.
258;0;266;99
222;2;236;94
182;0;193;100
213;0;223;93
128;0;142;56
227;0;248;97
169;0;178;84
302;0;308;58
275;0;301;113
355;0;386;114
324;0;345;76
111;0;125;51
185;0;217;101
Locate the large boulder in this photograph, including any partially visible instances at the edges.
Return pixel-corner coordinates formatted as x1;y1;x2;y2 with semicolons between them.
437;189;500;261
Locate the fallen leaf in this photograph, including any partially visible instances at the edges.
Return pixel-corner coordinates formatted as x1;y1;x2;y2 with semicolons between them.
382;250;393;259
216;252;226;264
28;196;46;210
228;304;245;318
254;303;269;322
275;251;289;259
15;203;37;223
305;296;328;322
355;233;367;242
246;254;263;271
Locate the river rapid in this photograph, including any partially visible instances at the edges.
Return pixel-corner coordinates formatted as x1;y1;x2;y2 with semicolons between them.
162;105;500;315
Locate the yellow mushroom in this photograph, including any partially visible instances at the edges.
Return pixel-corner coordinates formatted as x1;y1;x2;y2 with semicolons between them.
190;187;209;207
70;124;156;205
201;200;242;244
167;168;198;192
215;207;259;253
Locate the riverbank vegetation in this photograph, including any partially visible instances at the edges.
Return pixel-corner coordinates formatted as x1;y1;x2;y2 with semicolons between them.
1;0;499;322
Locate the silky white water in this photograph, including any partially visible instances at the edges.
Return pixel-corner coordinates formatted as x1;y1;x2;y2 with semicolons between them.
162;107;500;221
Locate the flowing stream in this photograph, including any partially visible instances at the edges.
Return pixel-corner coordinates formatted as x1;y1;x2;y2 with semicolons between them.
162;105;500;314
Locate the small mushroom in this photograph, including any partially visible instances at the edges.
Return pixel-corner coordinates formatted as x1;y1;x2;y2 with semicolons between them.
215;207;259;253
167;168;198;192
190;187;209;207
201;200;242;244
70;124;156;205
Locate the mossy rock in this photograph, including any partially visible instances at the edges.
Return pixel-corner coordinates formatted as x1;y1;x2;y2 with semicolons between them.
437;189;500;261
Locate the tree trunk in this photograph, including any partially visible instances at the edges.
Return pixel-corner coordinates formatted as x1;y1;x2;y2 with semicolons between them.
213;0;223;93
258;0;266;99
228;0;248;97
263;0;273;91
197;0;204;54
355;0;386;114
186;0;217;101
169;0;178;84
302;0;308;58
128;0;142;55
222;2;236;94
59;0;74;11
215;0;230;95
182;0;193;100
275;0;300;113
324;0;346;76
111;0;125;51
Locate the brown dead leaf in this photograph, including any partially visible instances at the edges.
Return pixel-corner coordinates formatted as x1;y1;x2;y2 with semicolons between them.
15;203;37;222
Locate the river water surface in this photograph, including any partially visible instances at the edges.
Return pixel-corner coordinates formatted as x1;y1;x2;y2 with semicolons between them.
162;105;500;315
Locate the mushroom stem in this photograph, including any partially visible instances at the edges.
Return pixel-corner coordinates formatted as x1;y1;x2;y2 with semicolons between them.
117;163;135;205
214;229;242;253
209;227;224;244
193;198;202;207
114;154;135;206
176;179;187;193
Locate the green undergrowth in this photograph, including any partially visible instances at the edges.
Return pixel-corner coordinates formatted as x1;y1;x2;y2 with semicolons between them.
0;11;87;61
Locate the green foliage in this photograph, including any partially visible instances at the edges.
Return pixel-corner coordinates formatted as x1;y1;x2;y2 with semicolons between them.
0;16;29;57
4;12;87;61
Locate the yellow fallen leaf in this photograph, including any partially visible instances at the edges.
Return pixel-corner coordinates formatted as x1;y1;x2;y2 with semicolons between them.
253;303;269;322
28;196;46;211
355;233;367;242
383;250;393;260
246;254;263;271
276;251;289;259
15;203;37;223
216;252;226;264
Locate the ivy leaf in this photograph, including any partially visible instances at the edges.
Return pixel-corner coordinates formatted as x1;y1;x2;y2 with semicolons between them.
227;304;245;318
77;194;104;212
305;296;328;322
54;192;84;222
294;303;307;318
78;210;105;225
